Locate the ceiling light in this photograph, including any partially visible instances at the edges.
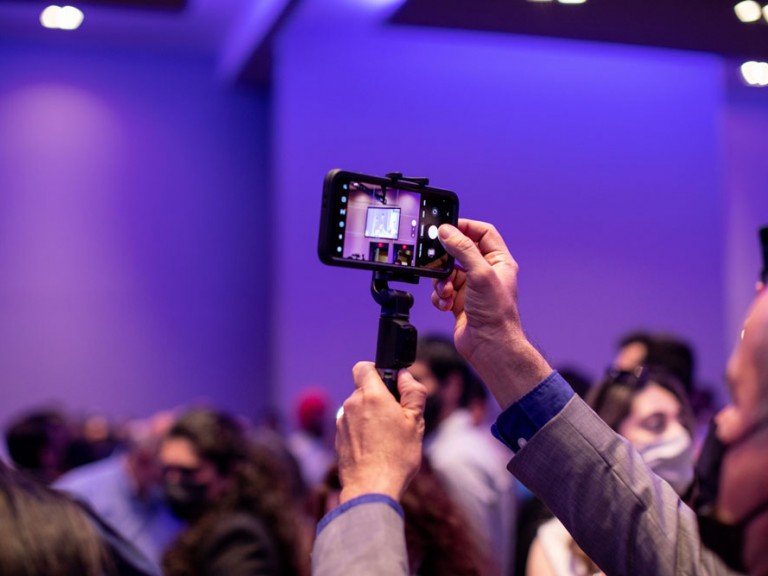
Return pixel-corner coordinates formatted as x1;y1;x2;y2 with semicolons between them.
763;3;768;22
740;61;768;87
58;6;84;30
40;5;84;30
40;5;61;28
558;0;587;3
734;0;762;22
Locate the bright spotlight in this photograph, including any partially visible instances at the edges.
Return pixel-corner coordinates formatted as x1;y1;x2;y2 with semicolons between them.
59;5;84;30
740;61;768;87
734;0;762;22
40;5;61;29
763;3;768;22
558;0;587;4
40;4;84;30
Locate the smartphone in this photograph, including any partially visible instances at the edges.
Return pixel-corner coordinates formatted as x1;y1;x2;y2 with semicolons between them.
760;225;768;284
318;169;459;279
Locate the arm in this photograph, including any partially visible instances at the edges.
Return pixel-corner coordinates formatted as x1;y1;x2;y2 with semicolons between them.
512;393;735;575
433;219;737;576
311;363;426;576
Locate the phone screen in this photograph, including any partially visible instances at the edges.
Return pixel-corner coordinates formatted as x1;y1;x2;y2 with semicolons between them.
320;171;458;277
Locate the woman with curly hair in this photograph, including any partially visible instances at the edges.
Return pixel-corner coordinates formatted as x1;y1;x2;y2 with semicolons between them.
160;408;309;576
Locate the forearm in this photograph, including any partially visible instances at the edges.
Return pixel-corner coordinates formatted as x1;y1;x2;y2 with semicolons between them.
468;333;552;410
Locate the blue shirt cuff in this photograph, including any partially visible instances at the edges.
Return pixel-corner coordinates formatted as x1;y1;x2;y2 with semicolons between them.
491;371;574;453
316;493;404;536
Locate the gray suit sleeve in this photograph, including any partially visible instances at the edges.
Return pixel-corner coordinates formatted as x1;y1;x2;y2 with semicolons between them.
510;396;739;576
311;501;409;576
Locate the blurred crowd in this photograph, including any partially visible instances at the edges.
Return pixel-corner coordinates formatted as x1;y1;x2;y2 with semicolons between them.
0;328;723;576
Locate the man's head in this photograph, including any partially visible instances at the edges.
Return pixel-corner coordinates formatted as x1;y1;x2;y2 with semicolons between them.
717;290;768;572
410;334;483;435
295;389;329;439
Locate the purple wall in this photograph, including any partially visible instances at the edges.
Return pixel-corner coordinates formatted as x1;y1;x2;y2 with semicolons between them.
273;16;730;414
0;41;271;429
1;4;766;436
723;74;768;352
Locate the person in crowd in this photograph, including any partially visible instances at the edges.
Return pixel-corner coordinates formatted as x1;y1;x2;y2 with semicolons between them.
411;334;515;576
4;408;71;484
613;330;696;395
55;411;183;571
312;460;492;575
160;407;309;576
0;459;110;575
285;388;334;490
526;365;697;576
313;219;765;575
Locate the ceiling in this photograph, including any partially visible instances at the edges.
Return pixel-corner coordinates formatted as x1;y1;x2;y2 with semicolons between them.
392;0;768;61
0;0;766;88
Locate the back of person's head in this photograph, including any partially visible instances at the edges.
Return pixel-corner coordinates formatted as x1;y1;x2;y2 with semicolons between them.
5;409;70;484
416;334;482;408
0;461;108;576
295;389;328;438
557;367;593;399
617;331;696;394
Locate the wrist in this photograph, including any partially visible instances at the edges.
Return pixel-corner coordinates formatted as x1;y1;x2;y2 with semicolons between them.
471;336;552;410
339;483;401;505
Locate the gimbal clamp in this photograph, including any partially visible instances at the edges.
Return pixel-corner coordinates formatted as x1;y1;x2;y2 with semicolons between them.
369;172;430;400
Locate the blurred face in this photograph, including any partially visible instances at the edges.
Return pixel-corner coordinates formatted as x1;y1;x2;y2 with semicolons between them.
719;296;768;525
159;437;227;516
703;293;768;572
618;383;686;446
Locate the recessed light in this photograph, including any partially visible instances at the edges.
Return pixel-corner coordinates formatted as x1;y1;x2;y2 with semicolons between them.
740;61;768;87
40;5;84;30
734;0;762;22
558;0;587;4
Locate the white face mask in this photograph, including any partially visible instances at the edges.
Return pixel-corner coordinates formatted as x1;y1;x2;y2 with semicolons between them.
636;429;695;495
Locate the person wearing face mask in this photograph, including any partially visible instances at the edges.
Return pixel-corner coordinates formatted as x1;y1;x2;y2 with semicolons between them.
159;408;310;576
526;366;697;576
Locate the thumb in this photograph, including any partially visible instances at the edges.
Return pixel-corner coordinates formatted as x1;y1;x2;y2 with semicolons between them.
438;224;488;276
397;369;427;419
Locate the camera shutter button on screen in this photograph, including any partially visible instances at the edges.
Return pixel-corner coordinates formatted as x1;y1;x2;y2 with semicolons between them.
428;225;439;240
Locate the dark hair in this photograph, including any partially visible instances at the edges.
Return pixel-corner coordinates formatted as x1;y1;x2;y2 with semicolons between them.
5;409;70;484
587;365;695;437
417;334;485;408
617;331;696;394
162;408;309;576
0;461;109;576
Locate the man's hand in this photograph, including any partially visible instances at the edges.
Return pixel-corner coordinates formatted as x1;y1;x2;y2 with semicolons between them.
431;219;552;409
336;362;426;504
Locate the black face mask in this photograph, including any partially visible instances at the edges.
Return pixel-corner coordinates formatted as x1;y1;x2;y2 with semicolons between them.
697;497;768;573
163;479;210;522
695;417;768;573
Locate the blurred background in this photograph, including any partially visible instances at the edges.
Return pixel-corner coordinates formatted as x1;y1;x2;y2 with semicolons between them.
0;0;766;438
